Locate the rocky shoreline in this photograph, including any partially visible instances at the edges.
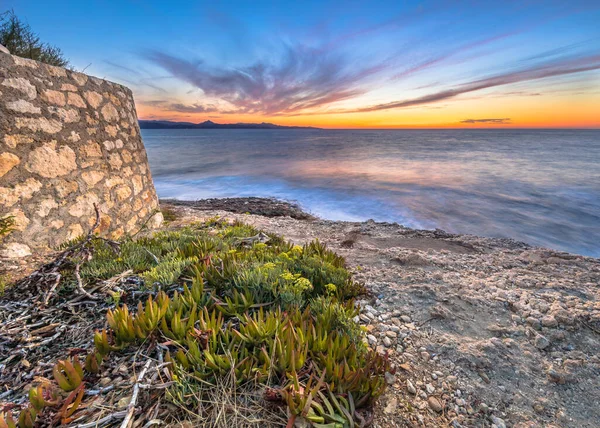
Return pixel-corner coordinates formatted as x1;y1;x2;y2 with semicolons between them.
162;198;600;428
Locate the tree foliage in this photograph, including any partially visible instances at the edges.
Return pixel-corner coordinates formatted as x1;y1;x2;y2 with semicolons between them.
0;10;69;67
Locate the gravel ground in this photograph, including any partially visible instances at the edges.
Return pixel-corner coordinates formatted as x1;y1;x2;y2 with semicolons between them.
163;199;600;428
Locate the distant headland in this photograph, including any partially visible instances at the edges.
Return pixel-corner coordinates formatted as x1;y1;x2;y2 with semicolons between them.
138;120;320;130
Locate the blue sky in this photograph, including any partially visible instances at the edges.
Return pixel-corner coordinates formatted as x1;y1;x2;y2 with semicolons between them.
6;0;600;127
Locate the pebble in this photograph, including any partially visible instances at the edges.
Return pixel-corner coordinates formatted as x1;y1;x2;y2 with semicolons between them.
490;415;506;428
117;396;130;408
385;371;396;385
535;334;551;350
382;336;392;347
526;316;542;330
428;396;443;413
407;380;417;394
367;334;377;346
383;397;397;414
385;330;397;338
541;315;558;327
400;315;411;323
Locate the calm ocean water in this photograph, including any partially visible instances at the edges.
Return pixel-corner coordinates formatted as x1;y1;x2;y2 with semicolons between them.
142;129;600;257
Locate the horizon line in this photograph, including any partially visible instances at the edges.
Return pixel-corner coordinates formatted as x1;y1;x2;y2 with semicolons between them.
137;119;600;130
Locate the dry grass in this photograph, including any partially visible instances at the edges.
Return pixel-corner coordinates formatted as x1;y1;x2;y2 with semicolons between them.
167;369;287;427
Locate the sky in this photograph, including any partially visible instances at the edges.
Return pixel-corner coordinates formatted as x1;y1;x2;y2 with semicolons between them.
6;0;600;128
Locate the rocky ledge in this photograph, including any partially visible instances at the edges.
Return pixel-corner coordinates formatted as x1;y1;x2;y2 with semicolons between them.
163;199;600;428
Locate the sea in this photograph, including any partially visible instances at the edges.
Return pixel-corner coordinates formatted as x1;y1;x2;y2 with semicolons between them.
142;129;600;257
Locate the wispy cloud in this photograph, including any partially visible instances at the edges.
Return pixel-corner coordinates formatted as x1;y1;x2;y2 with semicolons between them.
351;53;600;113
143;44;386;115
391;33;513;80
460;118;511;124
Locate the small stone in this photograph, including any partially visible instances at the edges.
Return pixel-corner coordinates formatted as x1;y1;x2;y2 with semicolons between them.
101;103;119;121
82;171;105;187
420;351;430;361
42;89;66;106
84;90;103;108
400;315;411;323
0;243;31;258
428;396;443;413
384;372;396;385
67;92;86;108
367;334;377;346
99;377;112;387
68;193;99;217
26;143;77;178
108;152;123;169
0;152;20;177
117;397;130;409
382;336;392;347
490;415;506;428
541;315;558;328
36;198;58;217
15;116;62;133
6;99;41;114
4;134;34;148
547;369;570;384
81;142;103;158
386;330;397;338
48;106;80;123
526;316;541;330
383;397;397;414
2;77;37;99
535;334;550;350
425;383;435;394
72;72;88;86
406;380;417;394
115;184;132;201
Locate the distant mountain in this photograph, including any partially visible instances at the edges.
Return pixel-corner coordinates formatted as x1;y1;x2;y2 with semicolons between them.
139;120;319;130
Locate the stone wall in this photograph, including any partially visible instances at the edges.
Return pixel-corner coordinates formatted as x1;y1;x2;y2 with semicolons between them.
0;52;162;258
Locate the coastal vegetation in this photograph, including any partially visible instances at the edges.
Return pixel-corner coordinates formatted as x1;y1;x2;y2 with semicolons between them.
0;10;69;66
0;217;391;426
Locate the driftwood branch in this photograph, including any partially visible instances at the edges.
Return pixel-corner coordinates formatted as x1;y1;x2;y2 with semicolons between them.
120;359;153;428
22;203;121;304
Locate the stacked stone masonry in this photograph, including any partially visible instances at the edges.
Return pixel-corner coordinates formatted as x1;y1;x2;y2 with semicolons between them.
0;52;162;258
